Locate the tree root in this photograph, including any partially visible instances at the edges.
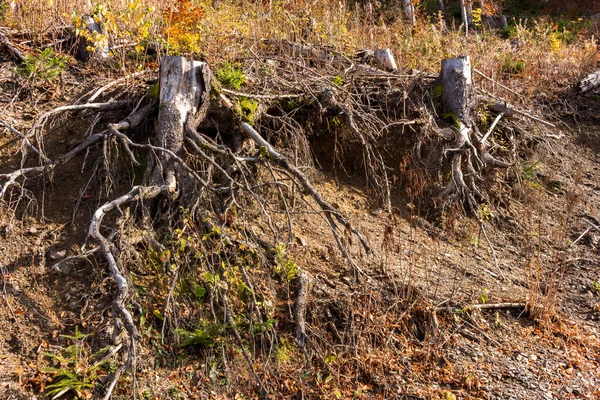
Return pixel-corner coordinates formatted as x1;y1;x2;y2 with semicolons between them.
220;93;371;275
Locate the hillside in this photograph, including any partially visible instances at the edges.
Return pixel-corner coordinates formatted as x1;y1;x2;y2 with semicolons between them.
1;1;600;399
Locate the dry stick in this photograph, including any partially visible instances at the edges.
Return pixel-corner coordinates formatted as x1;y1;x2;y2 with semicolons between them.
570;227;592;247
479;220;506;281
87;70;155;103
220;88;303;100
219;94;371;274
477;88;556;128
0;32;25;62
583;218;600;232
435;303;526;311
0;118;47;160
473;68;525;100
481;112;504;145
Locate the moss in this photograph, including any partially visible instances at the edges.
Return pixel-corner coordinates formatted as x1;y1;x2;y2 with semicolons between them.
148;82;160;99
441;111;460;128
432;83;444;99
237;97;259;124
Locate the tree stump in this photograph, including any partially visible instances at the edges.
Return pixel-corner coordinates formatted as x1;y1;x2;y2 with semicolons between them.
153;56;211;195
437;56;509;209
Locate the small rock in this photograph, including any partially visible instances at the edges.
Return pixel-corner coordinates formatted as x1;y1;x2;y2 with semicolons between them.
47;248;66;261
27;226;38;234
295;236;308;247
529;354;538;362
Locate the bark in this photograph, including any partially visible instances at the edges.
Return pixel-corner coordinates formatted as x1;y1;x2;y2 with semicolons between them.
440;56;475;123
153;56;211;193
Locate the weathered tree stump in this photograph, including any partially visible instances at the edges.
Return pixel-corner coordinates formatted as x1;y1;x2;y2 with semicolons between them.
153;56;211;196
482;15;508;31
437;56;509;209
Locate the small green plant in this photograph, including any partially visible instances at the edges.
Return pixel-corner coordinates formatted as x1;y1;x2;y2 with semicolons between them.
43;327;111;399
500;24;519;40
217;62;246;90
501;53;525;75
521;161;540;184
176;320;223;348
479;288;490;304
332;75;344;86
479;203;494;221
275;337;296;363
273;243;299;281
592;280;600;291
17;48;68;83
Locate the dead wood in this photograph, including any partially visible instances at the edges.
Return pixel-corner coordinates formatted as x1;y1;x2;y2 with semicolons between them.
153;56;211;195
576;70;600;94
437;56;510;211
0;31;25;62
295;271;310;348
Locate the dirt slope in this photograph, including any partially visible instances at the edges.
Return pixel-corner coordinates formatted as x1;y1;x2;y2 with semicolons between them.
1;59;600;400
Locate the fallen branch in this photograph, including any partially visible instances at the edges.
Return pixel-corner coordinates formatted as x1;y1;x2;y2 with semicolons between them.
0;31;25;62
570;227;592;247
295;271;310;348
473;68;525;100
220;88;303;100
478;88;556;128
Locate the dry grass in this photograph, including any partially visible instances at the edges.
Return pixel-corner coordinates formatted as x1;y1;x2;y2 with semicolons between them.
2;0;597;103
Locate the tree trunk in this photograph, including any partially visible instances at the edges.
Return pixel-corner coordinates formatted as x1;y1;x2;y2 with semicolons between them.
459;0;469;34
153;56;211;195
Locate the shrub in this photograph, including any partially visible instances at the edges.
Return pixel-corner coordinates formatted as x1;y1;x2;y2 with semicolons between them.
17;48;68;83
217;62;246;90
